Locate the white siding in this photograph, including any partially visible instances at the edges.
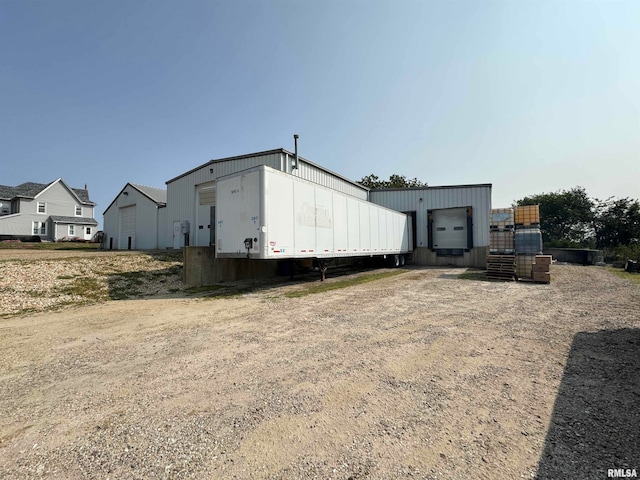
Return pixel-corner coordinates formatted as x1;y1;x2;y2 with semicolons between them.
103;184;165;249
369;185;491;248
119;205;136;249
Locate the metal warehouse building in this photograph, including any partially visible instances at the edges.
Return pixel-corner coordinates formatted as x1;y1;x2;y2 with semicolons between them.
103;146;491;269
165;148;368;250
370;185;491;268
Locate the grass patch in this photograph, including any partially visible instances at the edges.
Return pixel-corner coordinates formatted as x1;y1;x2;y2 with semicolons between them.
284;270;406;298
607;267;640;285
457;269;488;281
57;277;106;299
114;271;146;285
152;252;183;262
0;242;100;251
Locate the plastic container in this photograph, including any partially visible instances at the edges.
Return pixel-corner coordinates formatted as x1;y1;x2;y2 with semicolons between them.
516;254;536;279
515;228;543;254
489;230;515;253
515;205;540;226
490;208;514;230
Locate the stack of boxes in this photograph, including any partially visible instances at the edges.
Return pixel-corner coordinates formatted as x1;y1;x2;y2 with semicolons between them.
487;208;516;280
532;254;552;283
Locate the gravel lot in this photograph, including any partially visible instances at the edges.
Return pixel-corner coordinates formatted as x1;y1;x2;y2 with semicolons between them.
1;252;639;479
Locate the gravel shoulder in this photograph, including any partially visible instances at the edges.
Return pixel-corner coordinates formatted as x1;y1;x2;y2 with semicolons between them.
1;255;639;479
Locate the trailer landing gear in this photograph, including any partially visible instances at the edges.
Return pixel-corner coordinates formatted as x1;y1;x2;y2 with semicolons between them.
318;260;328;281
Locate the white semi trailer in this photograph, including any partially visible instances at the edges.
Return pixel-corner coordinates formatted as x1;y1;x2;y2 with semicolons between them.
215;165;413;280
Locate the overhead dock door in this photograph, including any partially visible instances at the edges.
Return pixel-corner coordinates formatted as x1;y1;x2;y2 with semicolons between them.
428;207;473;254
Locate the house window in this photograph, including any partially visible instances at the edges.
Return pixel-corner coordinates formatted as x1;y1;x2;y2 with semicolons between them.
86;227;91;235
37;202;46;214
69;225;75;236
75;205;82;216
33;221;46;235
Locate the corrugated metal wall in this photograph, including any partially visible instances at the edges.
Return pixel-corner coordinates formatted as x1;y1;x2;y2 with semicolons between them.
166;151;369;248
166;152;284;248
294;159;368;200
369;185;491;249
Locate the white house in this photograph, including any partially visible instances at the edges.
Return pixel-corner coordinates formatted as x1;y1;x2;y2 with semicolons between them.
0;179;98;242
102;183;167;250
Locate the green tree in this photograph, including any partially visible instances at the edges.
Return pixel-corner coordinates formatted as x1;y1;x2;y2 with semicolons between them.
516;187;595;247
358;173;427;189
593;197;640;249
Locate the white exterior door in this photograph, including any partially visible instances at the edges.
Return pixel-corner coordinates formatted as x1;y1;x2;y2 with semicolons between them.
173;221;182;249
119;205;136;249
432;208;467;249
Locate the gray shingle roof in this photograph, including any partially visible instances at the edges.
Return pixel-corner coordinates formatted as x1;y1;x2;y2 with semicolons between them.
0;180;95;204
50;216;99;226
0;182;47;199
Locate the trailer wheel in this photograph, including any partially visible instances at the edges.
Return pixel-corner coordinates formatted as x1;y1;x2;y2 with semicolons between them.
393;255;401;268
399;255;406;267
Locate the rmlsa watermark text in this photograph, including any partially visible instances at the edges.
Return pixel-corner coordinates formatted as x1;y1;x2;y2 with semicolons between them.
608;469;637;478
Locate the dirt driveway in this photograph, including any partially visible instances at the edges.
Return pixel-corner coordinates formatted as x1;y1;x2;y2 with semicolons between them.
1;263;638;479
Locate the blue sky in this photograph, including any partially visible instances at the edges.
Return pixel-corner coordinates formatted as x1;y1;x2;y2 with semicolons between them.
1;0;638;227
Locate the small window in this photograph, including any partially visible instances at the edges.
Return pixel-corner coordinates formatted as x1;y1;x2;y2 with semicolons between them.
37;202;46;214
453;226;464;231
33;221;46;235
69;225;75;236
75;205;82;216
436;227;446;231
86;227;91;235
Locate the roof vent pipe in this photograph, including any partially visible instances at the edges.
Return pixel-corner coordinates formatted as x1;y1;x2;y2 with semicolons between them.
293;134;299;170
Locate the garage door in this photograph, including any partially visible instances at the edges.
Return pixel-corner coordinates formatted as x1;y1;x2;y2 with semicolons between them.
119;205;136;249
431;208;468;249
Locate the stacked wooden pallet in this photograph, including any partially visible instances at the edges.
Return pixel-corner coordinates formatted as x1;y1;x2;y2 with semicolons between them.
486;254;516;281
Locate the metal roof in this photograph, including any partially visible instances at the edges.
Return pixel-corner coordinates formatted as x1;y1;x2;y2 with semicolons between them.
165;148;368;192
102;182;167;215
369;183;492;192
130;183;167;205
